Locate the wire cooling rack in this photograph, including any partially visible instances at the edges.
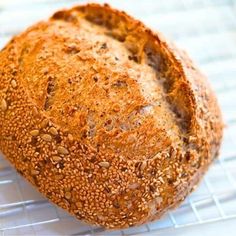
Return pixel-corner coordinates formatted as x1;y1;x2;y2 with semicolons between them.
1;0;236;235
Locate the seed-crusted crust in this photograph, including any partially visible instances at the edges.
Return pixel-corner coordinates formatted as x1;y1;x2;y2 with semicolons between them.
0;3;223;229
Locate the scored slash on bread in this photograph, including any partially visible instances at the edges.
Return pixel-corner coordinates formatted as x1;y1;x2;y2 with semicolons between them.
0;3;223;229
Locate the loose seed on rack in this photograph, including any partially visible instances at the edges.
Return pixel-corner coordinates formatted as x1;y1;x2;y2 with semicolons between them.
30;129;39;136
58;146;69;155
49;127;58;135
0;99;7;111
41;134;52;142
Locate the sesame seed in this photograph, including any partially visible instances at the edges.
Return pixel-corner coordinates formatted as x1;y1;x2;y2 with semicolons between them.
52;155;62;162
32;107;38;115
11;79;17;88
49;127;58;135
99;161;110;168
58;146;69;155
30;129;39;136
41;134;52;142
0;99;7;111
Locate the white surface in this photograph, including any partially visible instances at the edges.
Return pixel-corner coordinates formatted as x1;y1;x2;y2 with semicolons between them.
1;0;236;235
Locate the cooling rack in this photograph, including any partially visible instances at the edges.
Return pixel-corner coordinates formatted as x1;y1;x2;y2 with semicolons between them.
1;0;236;235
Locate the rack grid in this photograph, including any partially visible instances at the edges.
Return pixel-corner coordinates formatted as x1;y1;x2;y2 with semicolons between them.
0;0;236;235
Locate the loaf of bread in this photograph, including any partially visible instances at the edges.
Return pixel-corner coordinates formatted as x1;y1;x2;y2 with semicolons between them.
0;3;223;229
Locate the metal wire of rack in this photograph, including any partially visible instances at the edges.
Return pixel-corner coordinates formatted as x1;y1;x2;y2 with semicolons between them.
0;0;236;235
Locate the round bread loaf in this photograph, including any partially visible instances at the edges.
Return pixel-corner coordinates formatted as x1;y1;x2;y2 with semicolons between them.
0;3;223;229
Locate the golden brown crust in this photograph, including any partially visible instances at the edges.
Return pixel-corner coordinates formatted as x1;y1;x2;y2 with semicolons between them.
0;3;223;229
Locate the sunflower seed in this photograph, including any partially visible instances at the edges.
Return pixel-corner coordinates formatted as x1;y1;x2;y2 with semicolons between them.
49;127;58;135
52;155;62;162
58;146;69;155
99;161;110;168
31;170;39;175
41;134;52;142
30;129;39;136
0;99;7;111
